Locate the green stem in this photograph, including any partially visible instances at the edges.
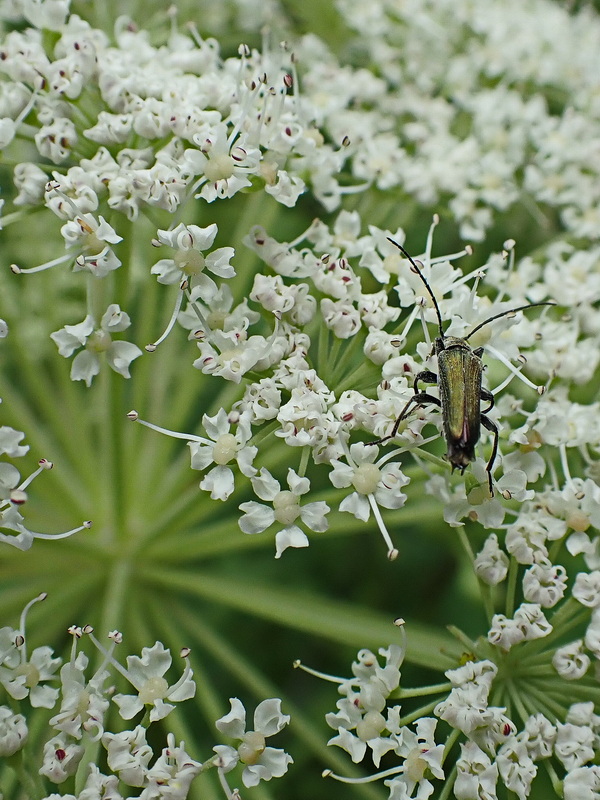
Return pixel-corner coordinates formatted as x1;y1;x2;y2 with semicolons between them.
394;681;451;699
504;556;519;618
397;698;438;726
437;760;458;800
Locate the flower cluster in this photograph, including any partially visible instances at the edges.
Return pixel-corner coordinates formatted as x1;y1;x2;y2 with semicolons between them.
133;212;583;559
308;607;600;800
0;595;292;799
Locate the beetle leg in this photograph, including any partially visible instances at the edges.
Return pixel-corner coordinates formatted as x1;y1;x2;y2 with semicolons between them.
372;391;441;444
481;387;494;415
369;370;440;446
414;370;437;392
481;413;498;496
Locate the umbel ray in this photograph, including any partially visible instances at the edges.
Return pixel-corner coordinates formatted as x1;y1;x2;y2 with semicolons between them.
376;239;556;495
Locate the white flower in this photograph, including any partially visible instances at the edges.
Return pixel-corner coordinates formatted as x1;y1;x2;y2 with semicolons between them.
193;328;272;384
496;736;536;800
434;660;498;737
39;733;84;783
563;765;600;800
455;741;498;800
555;719;596;771
50;305;142;386
0;642;61;707
239;467;329;558
0;705;28;756
214;697;292;788
49;651;110;740
488;614;525;652
60;212;122;276
474;533;509;585
178;282;259;335
385;717;445;799
151;222;235;288
325;646;405;764
552;640;591;681
522;561;567;607
513;603;552;641
329;442;409;522
76;765;121;800
572;571;600;609
20;0;70;31
320;297;362;338
189;408;257;501
103;725;153;787
112;642;195;723
524;713;556;760
143;733;202;799
185;122;260;202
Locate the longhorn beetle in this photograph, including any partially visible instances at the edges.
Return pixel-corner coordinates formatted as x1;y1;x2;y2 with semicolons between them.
375;239;555;495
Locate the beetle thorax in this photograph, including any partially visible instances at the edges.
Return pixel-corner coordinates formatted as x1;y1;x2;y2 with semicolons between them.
436;335;471;353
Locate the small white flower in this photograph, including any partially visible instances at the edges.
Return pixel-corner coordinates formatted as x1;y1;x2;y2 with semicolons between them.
193;328;272;384
572;571;600;609
189;409;257;501
563;765;600;800
584;611;600;658
61;212;122;276
434;660;498;737
35;117;77;162
385;717;445;799
20;0;70;31
185;122;260;202
488;614;525;651
112;642;195;723
75;764;121;800
320;297;362;339
50;305;142;386
264;168;305;207
329;442;409;522
555;719;596;771
0;426;29;458
514;603;552;641
552;640;591;681
144;733;202;798
239;467;329;558
102;725;153;787
455;741;498;800
49;651;110;740
0;705;28;756
39;733;84;783
522;561;567;607
151;222;235;288
326;645;405;764
214;697;292;788
474;533;509;585
496;735;537;800
0;641;61;707
524;713;556;760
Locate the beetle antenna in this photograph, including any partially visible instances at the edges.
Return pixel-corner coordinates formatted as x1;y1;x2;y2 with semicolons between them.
387;238;445;338
464;301;556;342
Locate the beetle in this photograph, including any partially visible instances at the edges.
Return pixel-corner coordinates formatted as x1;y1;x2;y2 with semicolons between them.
375;239;555;495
